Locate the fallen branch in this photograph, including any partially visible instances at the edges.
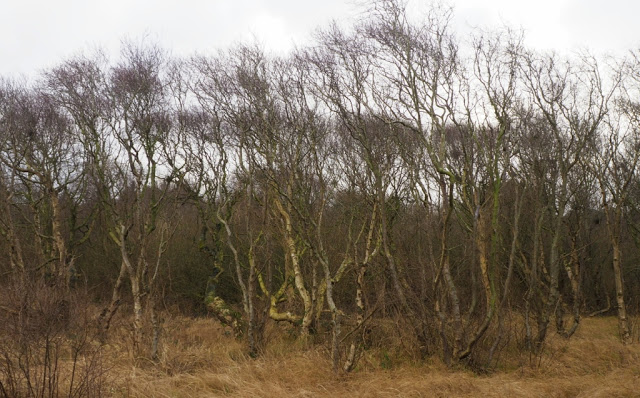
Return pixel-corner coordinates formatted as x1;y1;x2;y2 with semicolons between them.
588;295;611;317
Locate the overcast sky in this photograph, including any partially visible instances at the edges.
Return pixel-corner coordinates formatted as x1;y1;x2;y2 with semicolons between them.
1;0;638;78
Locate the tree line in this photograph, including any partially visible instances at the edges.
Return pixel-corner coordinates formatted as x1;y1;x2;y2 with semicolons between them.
1;0;640;372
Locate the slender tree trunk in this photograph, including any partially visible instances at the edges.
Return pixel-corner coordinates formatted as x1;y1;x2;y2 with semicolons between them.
129;272;143;352
344;206;379;372
488;187;522;365
525;210;543;351
476;208;492;314
3;191;27;285
601;185;632;344
537;193;566;347
344;262;367;372
118;225;143;352
50;192;69;294
319;255;340;372
247;245;258;357
560;234;581;338
99;260;127;332
150;296;161;361
274;197;313;335
438;181;463;358
612;239;632;344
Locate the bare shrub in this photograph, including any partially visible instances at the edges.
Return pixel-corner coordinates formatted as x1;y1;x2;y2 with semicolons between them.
0;277;108;397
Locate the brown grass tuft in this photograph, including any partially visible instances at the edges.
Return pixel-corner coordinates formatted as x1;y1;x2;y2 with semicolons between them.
94;315;640;397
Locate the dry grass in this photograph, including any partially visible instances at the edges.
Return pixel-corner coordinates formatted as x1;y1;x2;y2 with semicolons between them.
94;315;640;398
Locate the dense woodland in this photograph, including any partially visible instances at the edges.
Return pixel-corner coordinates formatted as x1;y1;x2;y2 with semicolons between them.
2;0;640;387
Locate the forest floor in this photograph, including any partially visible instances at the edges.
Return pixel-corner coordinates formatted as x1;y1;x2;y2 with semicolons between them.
99;315;640;397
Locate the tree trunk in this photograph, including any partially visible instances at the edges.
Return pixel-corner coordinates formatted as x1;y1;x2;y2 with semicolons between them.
118;225;143;352
612;240;632;344
560;234;581;338
50;191;69;294
98;260;127;332
274;197;313;336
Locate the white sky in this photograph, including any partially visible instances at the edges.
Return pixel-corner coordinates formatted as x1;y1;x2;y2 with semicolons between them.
1;0;638;78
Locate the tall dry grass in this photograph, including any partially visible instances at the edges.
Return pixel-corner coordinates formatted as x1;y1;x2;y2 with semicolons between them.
97;314;640;398
2;291;638;398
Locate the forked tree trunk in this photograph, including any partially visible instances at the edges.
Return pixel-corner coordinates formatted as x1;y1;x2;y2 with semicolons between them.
118;225;144;352
274;196;313;336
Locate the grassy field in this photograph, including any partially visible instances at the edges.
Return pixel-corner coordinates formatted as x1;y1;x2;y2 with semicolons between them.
94;315;640;397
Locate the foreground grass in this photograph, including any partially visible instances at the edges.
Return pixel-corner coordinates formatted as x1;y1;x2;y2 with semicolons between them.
101;316;640;398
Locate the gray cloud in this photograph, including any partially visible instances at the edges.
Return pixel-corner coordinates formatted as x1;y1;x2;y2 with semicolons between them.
1;0;637;77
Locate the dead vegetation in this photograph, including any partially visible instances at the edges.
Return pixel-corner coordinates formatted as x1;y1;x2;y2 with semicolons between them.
1;300;639;397
84;314;640;397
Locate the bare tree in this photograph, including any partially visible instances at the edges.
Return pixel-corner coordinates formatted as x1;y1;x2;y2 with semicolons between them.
520;51;613;348
0;79;93;307
587;54;640;344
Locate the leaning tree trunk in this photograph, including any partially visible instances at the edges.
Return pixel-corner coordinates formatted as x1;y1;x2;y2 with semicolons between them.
98;260;127;332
